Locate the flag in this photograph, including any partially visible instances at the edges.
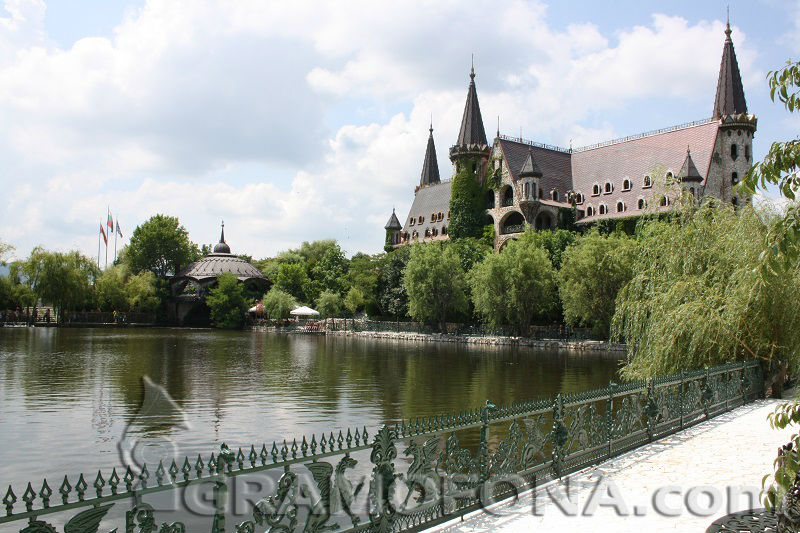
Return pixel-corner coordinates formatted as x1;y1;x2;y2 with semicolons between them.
107;209;114;232
100;224;108;245
116;220;123;238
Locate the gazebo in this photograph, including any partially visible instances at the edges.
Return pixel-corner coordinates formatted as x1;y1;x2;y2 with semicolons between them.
170;222;268;325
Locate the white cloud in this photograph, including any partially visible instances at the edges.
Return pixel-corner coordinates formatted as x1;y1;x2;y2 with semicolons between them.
0;0;764;261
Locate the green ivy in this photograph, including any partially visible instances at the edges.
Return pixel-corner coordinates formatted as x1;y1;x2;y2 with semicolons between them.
384;230;394;253
449;157;486;239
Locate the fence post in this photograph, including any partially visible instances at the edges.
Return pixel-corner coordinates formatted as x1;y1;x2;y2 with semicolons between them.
645;378;658;442
741;361;747;405
679;370;685;430
479;401;496;484
552;394;567;477
606;382;616;459
702;368;713;419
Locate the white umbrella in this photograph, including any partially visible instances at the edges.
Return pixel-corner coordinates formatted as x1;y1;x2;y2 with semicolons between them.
290;306;320;316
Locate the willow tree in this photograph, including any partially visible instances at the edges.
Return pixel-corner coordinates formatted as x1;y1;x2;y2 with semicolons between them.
403;243;468;331
469;231;557;334
612;202;800;391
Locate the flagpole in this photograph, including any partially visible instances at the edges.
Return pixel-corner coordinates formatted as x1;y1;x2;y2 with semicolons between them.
105;228;108;270
97;225;101;269
114;215;118;264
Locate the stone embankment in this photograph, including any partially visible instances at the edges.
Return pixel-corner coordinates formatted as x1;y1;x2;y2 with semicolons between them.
323;329;626;352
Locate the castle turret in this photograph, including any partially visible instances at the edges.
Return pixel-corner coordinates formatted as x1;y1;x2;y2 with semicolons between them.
419;124;440;188
449;63;491;177
384;208;402;249
708;19;757;205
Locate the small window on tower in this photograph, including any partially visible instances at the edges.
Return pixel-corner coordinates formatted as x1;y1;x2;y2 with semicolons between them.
730;144;738;160
732;172;739;185
552;190;559;201
592;183;600;196
409;218;415;226
745;145;750;161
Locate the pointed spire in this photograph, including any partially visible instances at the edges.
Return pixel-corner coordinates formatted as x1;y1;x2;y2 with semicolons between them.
384;208;402;231
679;147;703;182
455;61;488;148
713;17;747;118
419;124;440;186
519;148;542;178
213;220;231;254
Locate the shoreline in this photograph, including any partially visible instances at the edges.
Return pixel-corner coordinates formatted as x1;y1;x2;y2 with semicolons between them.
248;324;626;352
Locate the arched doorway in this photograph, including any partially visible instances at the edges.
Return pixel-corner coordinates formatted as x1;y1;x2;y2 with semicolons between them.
535;211;553;230
485;189;495;209
501;185;514;207
501;211;525;234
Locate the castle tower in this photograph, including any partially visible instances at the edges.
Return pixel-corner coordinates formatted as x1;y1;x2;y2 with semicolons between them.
418;123;440;190
708;19;757;204
449;63;491;178
384;208;402;249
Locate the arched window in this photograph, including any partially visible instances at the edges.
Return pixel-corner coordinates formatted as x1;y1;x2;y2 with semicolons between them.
592;183;600;196
730;144;738;160
524;182;530;199
431;213;436;221
745;144;750;161
532;183;538;199
616;201;625;213
409;218;415;226
599;204;607;215
637;198;646;210
502;185;514;206
551;189;559;201
575;192;584;204
438;212;443;221
622;178;631;191
643;175;652;188
604;181;613;194
660;196;667;207
732;172;739;185
586;205;594;217
419;216;425;223
666;172;673;181
442;226;448;235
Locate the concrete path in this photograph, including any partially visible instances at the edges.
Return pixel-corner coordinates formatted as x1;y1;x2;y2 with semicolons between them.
434;399;794;533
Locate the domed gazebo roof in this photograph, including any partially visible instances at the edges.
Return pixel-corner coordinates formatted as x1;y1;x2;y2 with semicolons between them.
173;222;266;284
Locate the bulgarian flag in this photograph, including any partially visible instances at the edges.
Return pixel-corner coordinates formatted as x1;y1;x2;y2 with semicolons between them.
116;219;123;238
107;209;114;233
100;224;108;245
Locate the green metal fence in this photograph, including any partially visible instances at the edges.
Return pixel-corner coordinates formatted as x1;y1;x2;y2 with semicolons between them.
0;361;762;533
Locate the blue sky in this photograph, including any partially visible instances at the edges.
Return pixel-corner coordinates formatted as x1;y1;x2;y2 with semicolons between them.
0;0;797;261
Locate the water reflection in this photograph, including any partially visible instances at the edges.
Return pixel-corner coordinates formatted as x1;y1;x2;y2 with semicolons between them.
0;327;622;485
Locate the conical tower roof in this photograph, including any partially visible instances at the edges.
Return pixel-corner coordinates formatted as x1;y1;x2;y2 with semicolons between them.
713;21;747;118
679;148;703;182
384;209;402;230
455;65;488;147
519;148;542;178
419;124;440;186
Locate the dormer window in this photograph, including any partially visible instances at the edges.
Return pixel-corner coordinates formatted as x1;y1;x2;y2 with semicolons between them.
643;175;652;188
616;201;625;213
409;218;415;226
551;190;559;201
575;192;584;204
660;196;668;207
622;178;631;191
438;212;444;221
419;216;425;223
586;205;594;217
637;198;646;210
666;172;674;181
592;183;600;196
599;204;608;215
604;181;613;194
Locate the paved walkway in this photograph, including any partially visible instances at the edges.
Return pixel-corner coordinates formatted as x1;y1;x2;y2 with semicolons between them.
435;399;794;533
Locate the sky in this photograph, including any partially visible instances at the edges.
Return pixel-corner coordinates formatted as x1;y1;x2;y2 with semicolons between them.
0;0;798;262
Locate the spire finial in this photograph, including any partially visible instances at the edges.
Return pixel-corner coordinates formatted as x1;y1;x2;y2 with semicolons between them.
725;6;732;39
219;220;225;243
470;54;475;81
430;113;433;134
497;115;500;137
687;144;691;156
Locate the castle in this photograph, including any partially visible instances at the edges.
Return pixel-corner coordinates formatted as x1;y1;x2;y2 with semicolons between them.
384;21;757;249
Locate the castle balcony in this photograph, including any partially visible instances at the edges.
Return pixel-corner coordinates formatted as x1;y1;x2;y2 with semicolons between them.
501;224;525;235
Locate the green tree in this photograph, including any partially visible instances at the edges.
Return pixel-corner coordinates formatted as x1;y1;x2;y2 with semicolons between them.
447;238;491;274
125;214;199;277
612;203;800;384
274;262;311;302
126;271;160;313
23;248;99;318
521;229;579;269
95;265;130;311
377;247;410;318
0;239;13;265
403;243;468;331
309;243;348;298
205;273;248;329
559;230;636;338
344;286;366;315
346;252;380;314
316;290;343;318
469;236;557;334
262;287;298;320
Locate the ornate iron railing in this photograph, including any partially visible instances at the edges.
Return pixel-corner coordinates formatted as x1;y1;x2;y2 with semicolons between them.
501;224;525;235
0;361;761;533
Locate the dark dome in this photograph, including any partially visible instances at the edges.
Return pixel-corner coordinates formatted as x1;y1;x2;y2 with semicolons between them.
175;255;266;283
213;241;231;254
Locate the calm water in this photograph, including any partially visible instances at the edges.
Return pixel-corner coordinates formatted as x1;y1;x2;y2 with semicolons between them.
0;327;622;487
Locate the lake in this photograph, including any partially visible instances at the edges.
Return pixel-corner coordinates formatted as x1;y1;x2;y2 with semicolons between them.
0;327;623;487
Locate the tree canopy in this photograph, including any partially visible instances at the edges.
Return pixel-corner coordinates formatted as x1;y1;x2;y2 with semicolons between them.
206;273;249;329
22;248;98;316
262;287;298;320
124;214;199;277
559;230;636;338
403;243;468;331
